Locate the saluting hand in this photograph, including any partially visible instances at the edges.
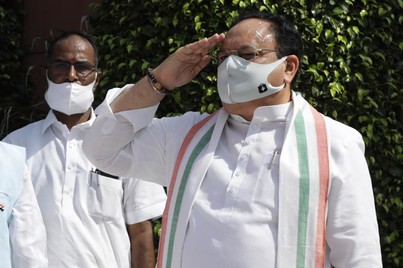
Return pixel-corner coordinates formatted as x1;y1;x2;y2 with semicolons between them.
153;33;225;90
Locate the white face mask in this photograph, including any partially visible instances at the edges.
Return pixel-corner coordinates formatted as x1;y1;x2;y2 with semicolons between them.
45;74;96;115
217;55;287;104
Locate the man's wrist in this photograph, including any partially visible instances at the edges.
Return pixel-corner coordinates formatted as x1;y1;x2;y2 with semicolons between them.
146;68;172;95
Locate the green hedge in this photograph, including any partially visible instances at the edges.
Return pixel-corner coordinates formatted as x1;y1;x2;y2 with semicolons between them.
0;0;401;266
89;0;402;266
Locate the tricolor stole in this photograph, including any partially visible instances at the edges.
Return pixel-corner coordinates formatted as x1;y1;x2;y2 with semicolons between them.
277;99;330;268
157;97;330;268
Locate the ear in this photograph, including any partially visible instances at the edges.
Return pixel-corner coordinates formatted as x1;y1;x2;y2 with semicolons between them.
93;71;102;91
283;55;299;84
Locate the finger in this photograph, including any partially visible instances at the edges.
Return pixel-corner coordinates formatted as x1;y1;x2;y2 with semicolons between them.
174;55;212;88
200;55;213;70
183;34;224;56
205;33;225;50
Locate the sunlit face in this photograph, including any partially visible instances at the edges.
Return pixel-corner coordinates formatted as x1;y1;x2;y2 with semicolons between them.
219;19;290;118
220;18;286;87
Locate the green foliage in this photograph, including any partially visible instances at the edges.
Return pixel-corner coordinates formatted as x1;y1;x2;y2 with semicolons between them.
0;0;401;266
90;0;402;266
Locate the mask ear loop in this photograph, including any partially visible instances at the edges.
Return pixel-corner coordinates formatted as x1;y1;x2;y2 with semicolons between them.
266;56;288;89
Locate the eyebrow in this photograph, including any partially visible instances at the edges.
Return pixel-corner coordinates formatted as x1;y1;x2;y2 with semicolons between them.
219;45;256;51
52;59;93;65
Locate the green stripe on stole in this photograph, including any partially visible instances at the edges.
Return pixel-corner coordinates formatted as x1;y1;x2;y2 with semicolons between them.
294;110;310;268
165;125;215;268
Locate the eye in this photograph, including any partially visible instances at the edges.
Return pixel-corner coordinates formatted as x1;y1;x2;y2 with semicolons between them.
217;50;228;64
50;62;70;74
74;63;94;73
236;47;258;61
237;52;257;61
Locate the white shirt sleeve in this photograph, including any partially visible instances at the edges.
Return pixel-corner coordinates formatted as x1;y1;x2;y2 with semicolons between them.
9;167;48;268
325;120;382;267
123;178;167;224
83;85;207;186
84;85;162;183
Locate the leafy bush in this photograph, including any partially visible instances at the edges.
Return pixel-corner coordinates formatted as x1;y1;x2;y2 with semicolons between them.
0;0;401;266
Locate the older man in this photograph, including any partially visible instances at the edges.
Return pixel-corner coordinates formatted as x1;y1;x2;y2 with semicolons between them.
83;13;382;268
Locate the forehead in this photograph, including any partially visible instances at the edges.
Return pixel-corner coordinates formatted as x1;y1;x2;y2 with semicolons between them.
222;18;276;49
50;35;95;63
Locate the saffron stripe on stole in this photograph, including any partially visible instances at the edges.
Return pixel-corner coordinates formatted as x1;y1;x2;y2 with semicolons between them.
294;110;310;268
311;107;329;268
158;113;216;268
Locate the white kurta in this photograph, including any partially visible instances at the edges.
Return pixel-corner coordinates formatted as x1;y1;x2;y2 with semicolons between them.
83;85;382;268
3;110;167;268
181;104;290;268
0;142;48;268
